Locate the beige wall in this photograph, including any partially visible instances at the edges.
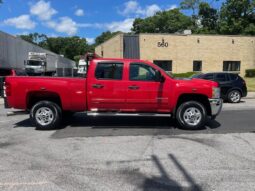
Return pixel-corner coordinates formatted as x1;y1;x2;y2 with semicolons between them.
95;34;124;58
96;33;255;76
140;34;255;76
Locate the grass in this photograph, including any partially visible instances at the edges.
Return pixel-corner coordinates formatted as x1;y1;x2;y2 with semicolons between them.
173;72;199;78
244;77;255;92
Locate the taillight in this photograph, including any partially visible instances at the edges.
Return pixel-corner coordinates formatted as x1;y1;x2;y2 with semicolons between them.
4;82;11;97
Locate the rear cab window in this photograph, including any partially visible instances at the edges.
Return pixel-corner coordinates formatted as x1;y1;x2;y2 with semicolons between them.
95;62;123;80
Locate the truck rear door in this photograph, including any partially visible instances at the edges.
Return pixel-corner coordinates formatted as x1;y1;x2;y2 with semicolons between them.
87;61;126;111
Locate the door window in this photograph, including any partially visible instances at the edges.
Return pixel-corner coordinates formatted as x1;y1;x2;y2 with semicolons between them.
215;73;228;82
129;63;157;81
95;62;123;80
203;74;214;80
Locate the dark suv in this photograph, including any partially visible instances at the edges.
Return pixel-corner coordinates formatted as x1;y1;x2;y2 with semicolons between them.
192;72;247;103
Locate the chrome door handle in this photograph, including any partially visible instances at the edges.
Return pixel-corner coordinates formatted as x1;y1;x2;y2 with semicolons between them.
92;84;104;89
128;85;139;90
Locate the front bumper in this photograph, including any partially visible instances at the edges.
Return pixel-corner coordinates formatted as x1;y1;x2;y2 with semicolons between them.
209;98;223;117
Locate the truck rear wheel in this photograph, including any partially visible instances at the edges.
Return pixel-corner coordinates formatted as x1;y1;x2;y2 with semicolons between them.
30;101;62;130
176;101;207;130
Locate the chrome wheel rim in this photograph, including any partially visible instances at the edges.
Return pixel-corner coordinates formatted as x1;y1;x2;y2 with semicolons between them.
230;91;240;103
183;107;202;126
35;107;54;126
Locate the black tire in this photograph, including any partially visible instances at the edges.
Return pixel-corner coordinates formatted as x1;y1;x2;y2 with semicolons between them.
176;101;207;130
227;90;241;103
30;101;62;130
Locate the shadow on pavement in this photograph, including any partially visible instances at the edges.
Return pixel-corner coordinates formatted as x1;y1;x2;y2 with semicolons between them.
13;113;221;138
142;154;203;190
109;154;203;191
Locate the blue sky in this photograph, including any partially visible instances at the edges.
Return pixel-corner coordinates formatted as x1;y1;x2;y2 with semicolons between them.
0;0;223;44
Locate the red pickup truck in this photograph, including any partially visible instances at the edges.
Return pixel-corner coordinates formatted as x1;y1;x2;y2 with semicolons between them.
4;56;222;130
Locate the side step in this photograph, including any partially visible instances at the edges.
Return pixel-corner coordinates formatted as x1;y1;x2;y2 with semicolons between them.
87;112;171;117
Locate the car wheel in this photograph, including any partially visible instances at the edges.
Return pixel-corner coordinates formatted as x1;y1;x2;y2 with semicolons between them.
176;101;207;129
30;101;62;130
228;90;241;103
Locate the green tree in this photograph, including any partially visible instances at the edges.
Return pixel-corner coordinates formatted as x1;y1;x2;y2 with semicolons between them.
94;31;121;46
46;36;90;60
19;33;48;47
132;9;192;34
219;0;255;35
197;2;219;33
19;33;92;60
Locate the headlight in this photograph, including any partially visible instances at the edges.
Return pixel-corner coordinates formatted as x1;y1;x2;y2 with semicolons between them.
212;87;220;99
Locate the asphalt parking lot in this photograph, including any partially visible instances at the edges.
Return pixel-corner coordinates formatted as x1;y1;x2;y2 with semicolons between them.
0;99;255;191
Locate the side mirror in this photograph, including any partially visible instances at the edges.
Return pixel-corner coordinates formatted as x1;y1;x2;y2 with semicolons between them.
155;70;165;83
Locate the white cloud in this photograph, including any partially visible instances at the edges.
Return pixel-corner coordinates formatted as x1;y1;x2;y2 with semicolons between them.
144;4;161;17
4;15;36;29
75;9;84;16
78;18;134;33
30;0;57;21
168;4;178;10
46;17;78;35
106;18;134;32
120;1;161;17
122;1;140;16
86;38;95;44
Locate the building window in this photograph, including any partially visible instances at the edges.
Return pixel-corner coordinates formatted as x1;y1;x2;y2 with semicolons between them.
193;61;202;71
153;60;172;72
101;51;104;57
95;62;123;80
223;61;240;71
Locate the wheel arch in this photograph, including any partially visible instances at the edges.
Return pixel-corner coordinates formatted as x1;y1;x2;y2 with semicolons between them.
26;91;62;110
174;94;211;117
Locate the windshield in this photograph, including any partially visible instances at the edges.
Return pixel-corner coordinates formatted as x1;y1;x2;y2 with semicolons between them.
27;60;43;66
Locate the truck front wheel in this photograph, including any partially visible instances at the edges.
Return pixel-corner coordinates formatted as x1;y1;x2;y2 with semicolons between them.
30;101;62;130
176;101;207;129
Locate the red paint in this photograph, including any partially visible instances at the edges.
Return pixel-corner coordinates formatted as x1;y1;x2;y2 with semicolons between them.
5;58;218;113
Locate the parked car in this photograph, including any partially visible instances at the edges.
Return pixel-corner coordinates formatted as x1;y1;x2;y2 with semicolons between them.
4;55;222;130
192;72;247;103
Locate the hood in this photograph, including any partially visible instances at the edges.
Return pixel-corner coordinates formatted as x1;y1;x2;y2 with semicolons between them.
175;78;219;88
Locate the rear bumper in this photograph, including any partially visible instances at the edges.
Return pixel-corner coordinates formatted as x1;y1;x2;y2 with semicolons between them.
209;98;223;117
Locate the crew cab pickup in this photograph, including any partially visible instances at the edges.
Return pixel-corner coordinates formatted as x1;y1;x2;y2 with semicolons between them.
4;56;222;130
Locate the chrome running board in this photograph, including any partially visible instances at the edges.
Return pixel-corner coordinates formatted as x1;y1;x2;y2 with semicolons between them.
87;112;171;117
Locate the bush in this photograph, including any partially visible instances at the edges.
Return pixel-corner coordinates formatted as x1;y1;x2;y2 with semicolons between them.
173;72;200;78
245;69;255;77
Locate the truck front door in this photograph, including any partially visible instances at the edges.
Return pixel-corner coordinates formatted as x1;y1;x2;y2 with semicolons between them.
87;61;126;111
125;62;170;113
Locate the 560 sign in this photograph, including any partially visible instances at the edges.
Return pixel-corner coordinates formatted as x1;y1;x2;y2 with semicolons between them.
157;39;168;48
